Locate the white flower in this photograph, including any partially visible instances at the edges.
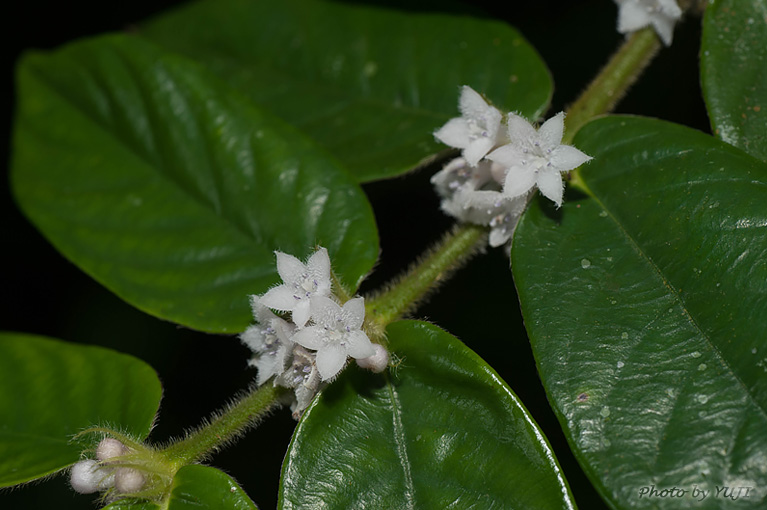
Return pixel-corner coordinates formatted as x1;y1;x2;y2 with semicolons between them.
240;296;295;386
615;0;682;46
487;112;592;207
275;345;322;419
431;157;507;199
292;296;375;381
434;86;504;166
260;247;332;328
451;189;529;247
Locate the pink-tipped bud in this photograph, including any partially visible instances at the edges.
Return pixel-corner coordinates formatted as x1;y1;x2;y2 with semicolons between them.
115;467;146;493
355;344;389;373
70;459;114;494
96;438;127;462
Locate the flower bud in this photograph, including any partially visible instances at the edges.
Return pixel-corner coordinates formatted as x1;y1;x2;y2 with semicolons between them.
355;344;389;373
96;438;127;462
115;467;146;493
70;459;114;494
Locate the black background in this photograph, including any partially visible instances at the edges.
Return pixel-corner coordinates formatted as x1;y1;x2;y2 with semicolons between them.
2;1;707;508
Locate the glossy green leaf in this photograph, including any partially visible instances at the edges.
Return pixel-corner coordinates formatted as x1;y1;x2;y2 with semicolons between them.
11;35;378;333
279;320;576;509
512;116;767;509
102;501;160;510
141;0;553;182
0;332;161;487
701;0;767;160
102;466;257;510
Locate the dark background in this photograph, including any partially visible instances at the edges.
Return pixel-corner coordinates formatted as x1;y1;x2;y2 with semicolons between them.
2;1;707;508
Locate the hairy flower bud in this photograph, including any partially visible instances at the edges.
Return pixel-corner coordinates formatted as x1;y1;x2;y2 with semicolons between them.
96;438;127;462
356;343;390;373
115;467;146;493
69;459;114;494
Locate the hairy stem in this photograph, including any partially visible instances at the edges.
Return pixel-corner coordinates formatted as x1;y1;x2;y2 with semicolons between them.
162;384;285;468
365;224;487;337
366;28;670;333
564;29;661;144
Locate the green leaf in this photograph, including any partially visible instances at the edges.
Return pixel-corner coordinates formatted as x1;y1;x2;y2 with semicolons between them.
11;34;379;333
279;320;576;509
141;0;553;182
101;466;257;510
512;116;767;509
0;332;161;487
701;0;767;160
102;501;160;510
166;465;258;510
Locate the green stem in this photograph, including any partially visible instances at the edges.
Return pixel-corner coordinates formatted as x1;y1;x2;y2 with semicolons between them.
365;224;486;336
162;384;284;468
565;28;660;143
366;29;668;333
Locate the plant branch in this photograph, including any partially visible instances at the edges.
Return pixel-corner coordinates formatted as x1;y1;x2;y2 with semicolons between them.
364;224;487;337
161;383;285;468
564;29;661;145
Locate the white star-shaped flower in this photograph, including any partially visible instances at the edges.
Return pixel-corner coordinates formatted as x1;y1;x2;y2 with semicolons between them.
487;112;592;207
275;345;322;419
451;189;529;247
615;0;682;46
260;247;332;328
434;86;504;166
240;296;295;385
291;296;375;381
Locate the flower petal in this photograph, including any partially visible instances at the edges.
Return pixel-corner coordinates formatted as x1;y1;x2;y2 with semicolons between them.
487;143;526;168
292;327;325;351
434;118;470;149
272;317;295;344
550;145;593;172
463;138;495;167
253;348;286;386
260;285;296;312
489;226;513;248
503;165;537;199
537;112;565;150
274;251;305;285
651;15;675;46
345;330;376;359
506;113;537;143
618;1;651;33
458;85;490;119
536;169;565;207
309;295;342;329
316;344;347;380
239;325;266;352
306;248;331;296
341;297;366;330
250;295;278;324
658;0;682;17
292;299;312;328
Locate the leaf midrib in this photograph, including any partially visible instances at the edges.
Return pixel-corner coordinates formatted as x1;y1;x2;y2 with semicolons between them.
24;51;282;257
588;190;767;423
385;374;416;510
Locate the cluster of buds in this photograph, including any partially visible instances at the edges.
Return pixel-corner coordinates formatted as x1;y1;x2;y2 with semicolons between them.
69;438;148;497
432;86;592;248
240;247;388;419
